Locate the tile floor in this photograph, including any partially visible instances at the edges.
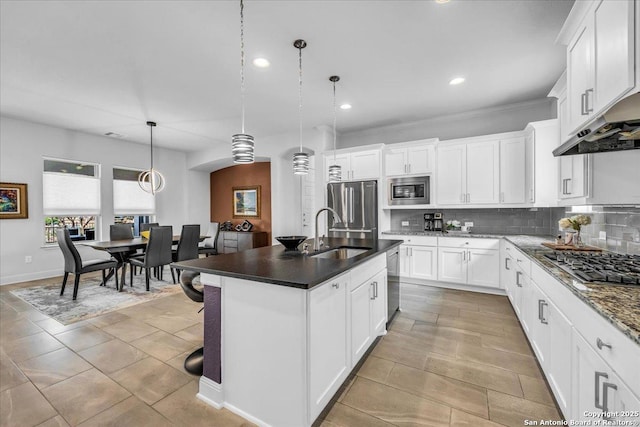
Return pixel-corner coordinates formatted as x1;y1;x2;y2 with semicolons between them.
1;276;561;426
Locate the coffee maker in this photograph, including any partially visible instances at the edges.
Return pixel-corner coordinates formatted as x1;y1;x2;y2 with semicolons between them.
424;212;443;231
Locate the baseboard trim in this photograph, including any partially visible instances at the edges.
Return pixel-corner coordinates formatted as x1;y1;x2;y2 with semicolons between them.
401;278;507;296
1;269;63;286
197;376;223;409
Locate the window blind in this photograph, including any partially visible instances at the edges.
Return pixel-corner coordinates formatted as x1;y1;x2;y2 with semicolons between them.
113;168;155;215
43;168;101;216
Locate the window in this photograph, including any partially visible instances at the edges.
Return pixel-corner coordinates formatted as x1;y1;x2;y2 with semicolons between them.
43;158;100;243
114;215;153;237
113;167;155;216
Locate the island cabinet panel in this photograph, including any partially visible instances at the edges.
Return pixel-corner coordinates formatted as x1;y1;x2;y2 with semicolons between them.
349;279;373;370
309;273;349;421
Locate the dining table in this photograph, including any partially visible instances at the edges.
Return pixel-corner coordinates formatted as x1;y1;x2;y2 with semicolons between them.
83;235;207;291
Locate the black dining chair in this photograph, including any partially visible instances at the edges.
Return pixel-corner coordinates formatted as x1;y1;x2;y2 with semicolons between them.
172;224;201;281
128;226;174;291
179;270;204;376
56;228;119;300
110;223;137;286
140;222;159;233
198;222;220;257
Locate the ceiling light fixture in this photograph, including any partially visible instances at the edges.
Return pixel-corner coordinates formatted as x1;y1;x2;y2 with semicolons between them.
138;121;166;195
328;76;342;182
253;58;270;68
231;0;254;164
435;0;451;4
449;77;465;85
292;39;310;175
340;103;352;110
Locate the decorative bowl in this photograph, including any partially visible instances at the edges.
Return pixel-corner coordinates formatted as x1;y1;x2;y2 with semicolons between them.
275;236;307;251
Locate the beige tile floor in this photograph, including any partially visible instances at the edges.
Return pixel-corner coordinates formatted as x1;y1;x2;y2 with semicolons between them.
1;276;561;426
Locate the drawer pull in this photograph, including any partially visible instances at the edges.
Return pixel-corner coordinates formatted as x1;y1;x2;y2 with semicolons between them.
595;371;608;410
331;283;340;289
505;257;511;270
596;338;612;350
538;300;548;324
516;271;523;287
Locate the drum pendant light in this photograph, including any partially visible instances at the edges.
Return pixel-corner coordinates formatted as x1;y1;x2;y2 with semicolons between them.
138;121;166;195
292;39;310;175
232;0;254;164
328;75;342;182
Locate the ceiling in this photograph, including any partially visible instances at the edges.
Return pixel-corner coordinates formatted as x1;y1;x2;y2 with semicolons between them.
0;0;573;153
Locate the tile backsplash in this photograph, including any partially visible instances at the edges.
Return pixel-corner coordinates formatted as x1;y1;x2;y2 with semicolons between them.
389;206;640;255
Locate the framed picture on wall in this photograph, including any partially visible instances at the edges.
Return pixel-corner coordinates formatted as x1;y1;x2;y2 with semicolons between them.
233;185;260;218
0;182;28;219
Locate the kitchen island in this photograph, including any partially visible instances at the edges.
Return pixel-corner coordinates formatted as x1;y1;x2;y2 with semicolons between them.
172;237;402;427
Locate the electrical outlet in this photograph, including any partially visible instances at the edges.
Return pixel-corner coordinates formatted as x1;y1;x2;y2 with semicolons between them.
25;256;32;264
401;221;410;226
465;222;474;227
599;231;606;240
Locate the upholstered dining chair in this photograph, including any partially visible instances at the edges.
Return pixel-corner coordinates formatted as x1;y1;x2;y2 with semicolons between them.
128;226;173;291
109;223;137;285
198;222;220;257
172;224;201;281
140;222;159;233
56;228;119;300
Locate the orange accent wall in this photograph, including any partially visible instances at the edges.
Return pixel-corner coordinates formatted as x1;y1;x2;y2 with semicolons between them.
210;162;271;242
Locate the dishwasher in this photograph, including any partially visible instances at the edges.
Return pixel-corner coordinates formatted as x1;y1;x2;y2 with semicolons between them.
386;247;400;327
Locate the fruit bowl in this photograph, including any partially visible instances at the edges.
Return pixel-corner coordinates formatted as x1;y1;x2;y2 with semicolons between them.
275;236;307;251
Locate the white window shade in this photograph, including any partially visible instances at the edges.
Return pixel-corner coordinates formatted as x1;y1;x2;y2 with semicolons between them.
43;173;101;215
113;179;155;215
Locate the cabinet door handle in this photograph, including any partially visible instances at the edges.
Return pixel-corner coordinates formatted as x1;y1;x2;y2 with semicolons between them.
370;283;375;300
565;178;572;195
462;251;466;261
505;257;511;270
404;164;407;173
516;271;523;287
596;338;612;351
585;88;594;113
538;300;548;324
373;281;378;298
467;250;471;261
602;382;617;417
595;371;608;410
562;179;567;195
581;92;588;116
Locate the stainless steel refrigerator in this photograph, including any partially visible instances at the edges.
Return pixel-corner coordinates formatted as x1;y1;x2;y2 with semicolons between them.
327;180;378;239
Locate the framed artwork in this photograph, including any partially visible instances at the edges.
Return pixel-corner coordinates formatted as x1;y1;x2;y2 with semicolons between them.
0;182;28;219
233;185;260;218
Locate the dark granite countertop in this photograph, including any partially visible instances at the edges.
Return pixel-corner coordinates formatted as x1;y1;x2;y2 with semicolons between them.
171;237;402;290
384;231;640;346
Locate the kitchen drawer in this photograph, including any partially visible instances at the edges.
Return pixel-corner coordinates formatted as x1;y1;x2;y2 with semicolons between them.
438;237;500;250
350;253;386;291
224;239;238;248
222;231;238;241
513;248;531;275
400;235;438;246
531;263;640;396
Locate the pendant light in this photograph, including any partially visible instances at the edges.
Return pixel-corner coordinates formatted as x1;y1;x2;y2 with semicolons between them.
232;0;254;164
292;39;310;175
328;75;342;182
138;121;165;195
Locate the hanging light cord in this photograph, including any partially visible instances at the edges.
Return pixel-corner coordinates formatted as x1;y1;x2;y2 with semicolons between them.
332;80;337;162
240;0;246;134
149;124;154;170
298;44;303;152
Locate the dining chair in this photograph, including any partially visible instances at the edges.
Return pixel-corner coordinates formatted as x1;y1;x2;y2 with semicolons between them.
56;228;119;300
198;222;220;257
110;223;137;286
172;224;201;281
140;222;159;233
128;226;174;291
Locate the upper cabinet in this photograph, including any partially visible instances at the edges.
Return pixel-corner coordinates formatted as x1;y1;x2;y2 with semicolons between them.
323;147;381;182
563;0;636;135
383;139;437;177
499;137;527;204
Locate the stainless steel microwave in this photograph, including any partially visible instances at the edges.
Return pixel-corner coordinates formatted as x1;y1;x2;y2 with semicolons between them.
388;176;430;205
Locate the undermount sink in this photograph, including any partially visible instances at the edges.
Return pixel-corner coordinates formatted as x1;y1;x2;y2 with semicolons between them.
310;247;370;260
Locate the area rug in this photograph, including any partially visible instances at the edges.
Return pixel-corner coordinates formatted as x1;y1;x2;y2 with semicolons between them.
10;268;183;325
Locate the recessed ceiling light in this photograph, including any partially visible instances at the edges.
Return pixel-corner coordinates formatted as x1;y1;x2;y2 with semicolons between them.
449;77;465;85
340;103;352;110
435;0;450;3
253;58;270;68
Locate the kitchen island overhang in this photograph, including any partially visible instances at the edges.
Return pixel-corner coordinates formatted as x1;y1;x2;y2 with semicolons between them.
172;237;402;427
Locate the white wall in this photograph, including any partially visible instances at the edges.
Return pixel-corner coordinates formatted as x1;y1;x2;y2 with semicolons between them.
0;116;210;285
339;98;556;148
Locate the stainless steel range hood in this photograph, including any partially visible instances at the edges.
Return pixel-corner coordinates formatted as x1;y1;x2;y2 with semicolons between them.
553;92;640;157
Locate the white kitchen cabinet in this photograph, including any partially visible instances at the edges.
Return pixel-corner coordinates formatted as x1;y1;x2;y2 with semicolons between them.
370;270;387;336
559;154;589;200
500;244;516;306
567;18;595;131
436;139;499;205
384;143;435;176
324;148;381;181
437;238;500;289
407;245;437;281
499;136;526;204
309;274;348;419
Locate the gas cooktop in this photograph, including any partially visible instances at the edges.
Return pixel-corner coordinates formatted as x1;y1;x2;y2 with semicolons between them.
543;251;640;285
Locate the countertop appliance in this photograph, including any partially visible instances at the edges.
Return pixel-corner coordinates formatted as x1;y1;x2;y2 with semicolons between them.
327;180;377;239
543;251;640;285
386;247;400;326
388;176;430;205
424;212;443;231
553;92;640;157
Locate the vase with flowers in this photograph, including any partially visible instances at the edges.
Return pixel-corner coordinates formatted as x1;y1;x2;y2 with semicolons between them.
558;214;591;247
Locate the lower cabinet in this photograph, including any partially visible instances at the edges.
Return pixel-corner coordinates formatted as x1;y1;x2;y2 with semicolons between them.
405;245;437;281
350;269;387;365
437;238;500;288
309;273;349;420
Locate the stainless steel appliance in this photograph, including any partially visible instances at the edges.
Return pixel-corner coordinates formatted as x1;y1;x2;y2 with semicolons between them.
553;92;640;157
388;176;430;206
543;251;640;285
424;212;443;231
386;247;400;326
327;180;377;239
